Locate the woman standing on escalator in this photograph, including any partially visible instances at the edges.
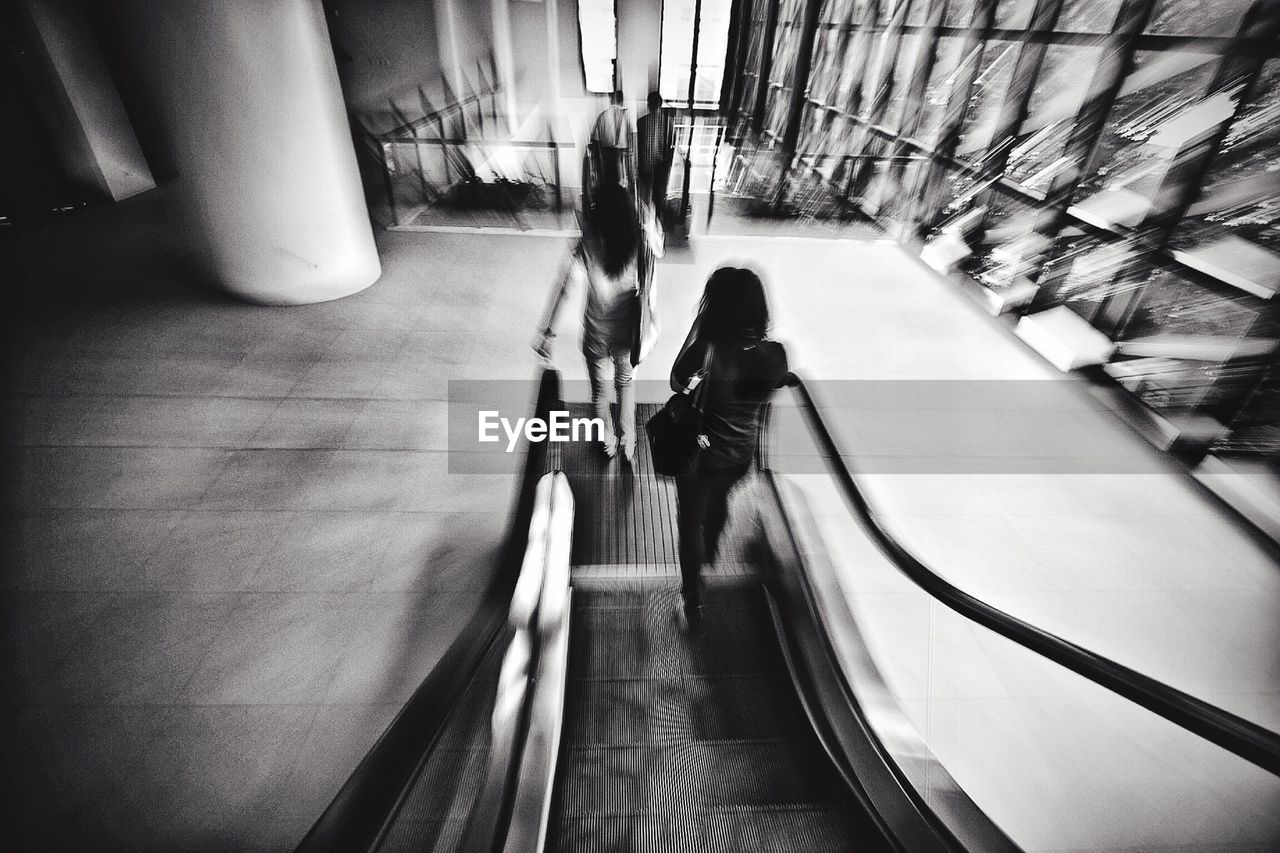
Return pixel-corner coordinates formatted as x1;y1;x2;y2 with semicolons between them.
535;184;654;462
670;267;788;623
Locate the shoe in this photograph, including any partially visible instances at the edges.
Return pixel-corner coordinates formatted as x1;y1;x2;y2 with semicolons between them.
620;435;635;463
601;434;618;458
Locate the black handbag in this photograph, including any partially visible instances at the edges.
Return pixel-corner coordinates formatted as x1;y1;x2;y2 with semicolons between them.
645;343;714;477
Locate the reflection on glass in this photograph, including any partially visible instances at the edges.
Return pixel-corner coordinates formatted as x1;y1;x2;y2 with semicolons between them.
1145;0;1253;37
955;40;1019;161
734;0;774;121
906;0;931;27
1122;268;1265;340
1045;236;1139;324
943;0;978;29
763;0;810;140
860;31;901;121
817;0;848;25
966;191;1053;299
994;0;1035;30
1073;50;1219;204
1057;0;1123;33
1214;369;1280;456
807;27;845;109
916;37;969;146
1174;60;1280;288
883;34;926;132
1005;45;1102;191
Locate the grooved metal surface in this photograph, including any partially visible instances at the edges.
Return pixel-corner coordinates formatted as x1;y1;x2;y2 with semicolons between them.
548;584;862;852
549;403;680;566
373;628;509;853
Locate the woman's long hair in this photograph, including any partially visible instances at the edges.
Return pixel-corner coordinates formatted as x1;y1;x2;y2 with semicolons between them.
698;266;770;343
587;184;639;276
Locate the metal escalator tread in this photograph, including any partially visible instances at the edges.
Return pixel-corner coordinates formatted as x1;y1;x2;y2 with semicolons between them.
552;402;679;566
548;583;862;852
554;805;855;853
373;627;511;853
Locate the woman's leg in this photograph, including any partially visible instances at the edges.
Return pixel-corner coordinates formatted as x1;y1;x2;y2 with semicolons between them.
701;465;750;565
610;344;635;457
676;473;713;606
583;335;616;453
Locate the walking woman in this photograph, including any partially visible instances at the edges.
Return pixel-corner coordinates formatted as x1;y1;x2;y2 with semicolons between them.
535;184;647;461
670;267;788;621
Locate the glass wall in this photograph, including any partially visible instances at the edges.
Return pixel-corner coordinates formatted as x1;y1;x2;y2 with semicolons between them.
724;0;1280;461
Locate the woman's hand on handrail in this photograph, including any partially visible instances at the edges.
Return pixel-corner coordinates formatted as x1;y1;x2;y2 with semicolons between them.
532;329;554;361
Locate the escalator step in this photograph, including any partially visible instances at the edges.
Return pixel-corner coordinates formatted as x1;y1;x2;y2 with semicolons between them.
572;582;761;611
554;805;857;853
568;606;684;681
567;676;792;745
568;605;783;680
558;740;829;814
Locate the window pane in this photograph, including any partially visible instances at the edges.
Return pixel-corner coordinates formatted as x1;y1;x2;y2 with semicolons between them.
955;40;1019;161
916;37;969;146
1057;0;1123;33
883;33;926;132
1145;0;1253;37
1124;268;1267;340
994;0;1035;30
578;0;617;93
1172;60;1280;290
1004;44;1103;191
967;191;1053;297
818;0;854;25
907;0;933;26
860;32;900;120
1044;236;1138;325
944;0;979;28
693;0;733;103
807;26;845;108
660;0;733;105
1071;50;1220;219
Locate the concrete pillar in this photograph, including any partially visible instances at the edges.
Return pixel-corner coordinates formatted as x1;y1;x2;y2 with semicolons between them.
20;0;155;202
117;0;380;304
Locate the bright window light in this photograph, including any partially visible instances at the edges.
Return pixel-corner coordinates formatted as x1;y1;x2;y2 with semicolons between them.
578;0;618;93
659;0;733;106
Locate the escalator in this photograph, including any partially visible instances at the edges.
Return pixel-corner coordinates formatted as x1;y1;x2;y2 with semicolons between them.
298;368;1280;853
551;581;870;851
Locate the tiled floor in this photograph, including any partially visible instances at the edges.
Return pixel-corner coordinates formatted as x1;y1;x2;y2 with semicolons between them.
3;199;1278;850
1;199;572;849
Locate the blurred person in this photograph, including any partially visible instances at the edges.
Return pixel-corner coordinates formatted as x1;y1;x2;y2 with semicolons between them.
584;89;635;210
536;184;648;461
637;91;675;231
669;267;788;623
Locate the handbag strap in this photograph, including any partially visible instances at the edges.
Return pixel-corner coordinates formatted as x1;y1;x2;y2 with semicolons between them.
689;342;715;414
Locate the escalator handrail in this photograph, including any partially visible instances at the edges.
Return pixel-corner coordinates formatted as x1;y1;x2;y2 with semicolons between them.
295;368;563;853
784;371;1280;777
459;470;573;853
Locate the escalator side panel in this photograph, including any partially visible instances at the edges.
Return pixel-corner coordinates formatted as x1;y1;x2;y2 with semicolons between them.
758;472;1018;853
